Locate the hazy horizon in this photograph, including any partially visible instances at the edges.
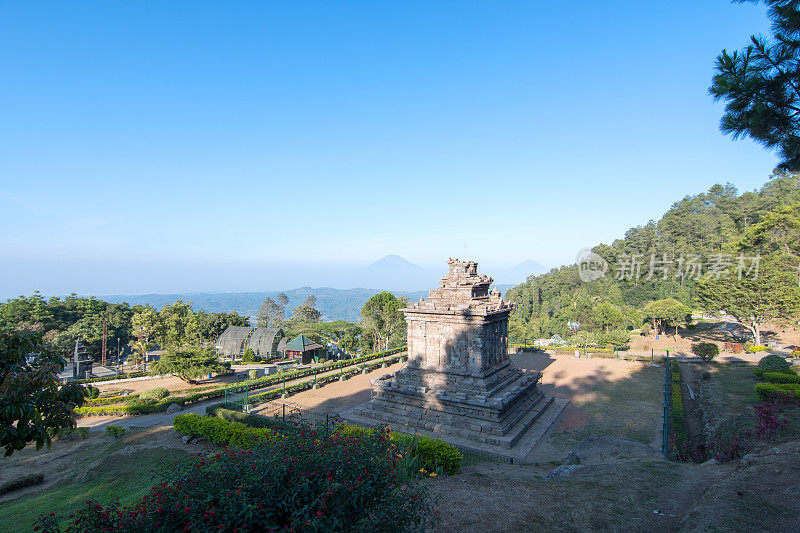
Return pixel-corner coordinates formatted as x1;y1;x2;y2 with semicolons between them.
0;1;779;298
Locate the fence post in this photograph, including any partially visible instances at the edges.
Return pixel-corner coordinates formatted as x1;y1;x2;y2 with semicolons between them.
651;348;654;363
282;403;286;422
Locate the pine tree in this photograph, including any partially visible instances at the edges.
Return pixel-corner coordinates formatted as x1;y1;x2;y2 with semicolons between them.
710;0;800;170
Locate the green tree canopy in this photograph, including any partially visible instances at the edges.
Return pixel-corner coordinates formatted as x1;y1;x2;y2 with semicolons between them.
360;292;407;351
0;330;87;456
710;0;800;170
642;298;692;336
256;297;285;328
291;295;322;324
697;253;800;345
149;348;223;384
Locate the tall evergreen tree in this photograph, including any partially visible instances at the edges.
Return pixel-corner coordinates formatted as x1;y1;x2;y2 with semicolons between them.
710;0;800;170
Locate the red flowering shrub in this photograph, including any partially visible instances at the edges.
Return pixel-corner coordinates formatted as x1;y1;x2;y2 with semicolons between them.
35;425;434;532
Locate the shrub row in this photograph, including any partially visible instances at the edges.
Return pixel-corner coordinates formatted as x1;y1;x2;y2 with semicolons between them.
76;349;407;417
669;360;688;453
762;371;800;384
174;413;283;447
177;413;462;476
0;473;44;495
334;424;463;475
85;393;139;406
205;406;289;430
754;382;800;401
75;371;148;384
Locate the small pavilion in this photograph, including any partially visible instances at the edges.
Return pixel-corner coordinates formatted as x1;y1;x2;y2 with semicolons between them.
282;335;326;364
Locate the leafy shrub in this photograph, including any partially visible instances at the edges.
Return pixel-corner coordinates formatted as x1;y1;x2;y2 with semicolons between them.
754;382;800;401
205;406;288;430
412;435;463;475
76;427;89;439
84;385;100;399
747;345;769;353
0;473;44;495
248;369;259;380
758;353;792;374
686;324;697;331
105;425;125;439
763;371;800;384
242;348;255;362
691;342;719;362
173;413;281;447
86;394;138;406
335;424;462;475
140;387;170;401
41;422;433;532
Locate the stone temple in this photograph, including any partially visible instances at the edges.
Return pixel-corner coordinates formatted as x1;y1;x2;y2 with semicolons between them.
346;259;561;455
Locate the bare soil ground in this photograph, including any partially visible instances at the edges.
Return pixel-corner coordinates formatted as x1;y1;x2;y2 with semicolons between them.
628;320;800;355
95;372;245;396
250;361;406;415
512;353;665;461
431;442;800;532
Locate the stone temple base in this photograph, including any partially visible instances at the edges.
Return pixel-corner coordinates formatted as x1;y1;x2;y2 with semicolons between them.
340;363;568;460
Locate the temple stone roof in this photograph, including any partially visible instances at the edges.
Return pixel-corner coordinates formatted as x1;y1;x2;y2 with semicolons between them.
403;258;510;316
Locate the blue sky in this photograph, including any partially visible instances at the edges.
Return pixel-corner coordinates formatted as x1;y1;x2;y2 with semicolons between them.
0;1;779;296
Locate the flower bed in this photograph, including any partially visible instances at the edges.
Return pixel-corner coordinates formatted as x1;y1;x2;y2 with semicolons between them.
38;418;434;532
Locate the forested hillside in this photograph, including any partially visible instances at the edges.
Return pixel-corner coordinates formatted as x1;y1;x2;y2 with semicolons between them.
506;173;800;344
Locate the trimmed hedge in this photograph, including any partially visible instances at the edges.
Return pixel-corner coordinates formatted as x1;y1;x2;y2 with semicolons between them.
0;473;44;495
669;361;688;449
205;406;288;430
753;366;797;378
140;387;170;401
76;348;407;417
334;424;462;475
86;393;139;406
754;382;800;401
173;413;282;447
758;354;792;374
763;371;800;384
76;371;148;384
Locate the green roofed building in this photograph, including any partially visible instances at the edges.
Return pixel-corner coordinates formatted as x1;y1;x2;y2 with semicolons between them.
282;334;326;364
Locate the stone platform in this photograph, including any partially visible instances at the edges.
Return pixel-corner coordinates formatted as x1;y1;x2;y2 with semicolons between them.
341;395;569;461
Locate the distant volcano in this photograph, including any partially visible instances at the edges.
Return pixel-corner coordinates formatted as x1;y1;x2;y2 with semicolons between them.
492;259;548;284
364;255;424;270
360;255;440;291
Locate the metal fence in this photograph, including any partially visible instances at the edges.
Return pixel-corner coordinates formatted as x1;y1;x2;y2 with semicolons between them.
225;383;250;412
255;400;514;466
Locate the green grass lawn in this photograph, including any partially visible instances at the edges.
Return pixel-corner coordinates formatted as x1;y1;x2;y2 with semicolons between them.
710;363;759;413
0;436;190;533
542;364;665;460
573;365;664;446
